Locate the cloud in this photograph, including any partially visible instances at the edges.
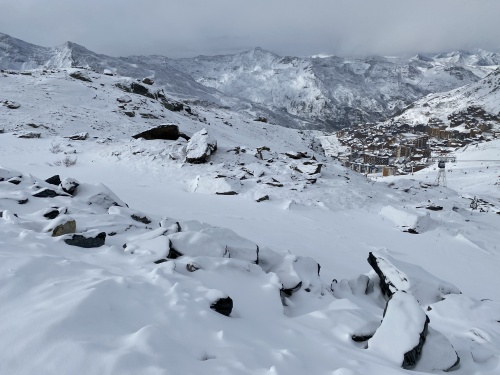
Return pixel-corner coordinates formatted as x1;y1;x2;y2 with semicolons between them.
1;0;499;57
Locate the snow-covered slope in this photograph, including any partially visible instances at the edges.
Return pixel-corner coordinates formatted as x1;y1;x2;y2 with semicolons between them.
1;66;500;374
2;32;500;130
395;67;500;126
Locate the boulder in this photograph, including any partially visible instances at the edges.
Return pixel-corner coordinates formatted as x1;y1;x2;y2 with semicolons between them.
117;95;132;103
18;132;41;139
45;175;61;186
69;70;92;82
133;125;185;141
185;128;217;163
368;291;430;369
130;82;155;98
52;219;77;237
367;251;461;306
65;132;88;141
161;99;184;112
43;208;61;220
4;100;20;109
167;231;227;258
142;77;154;85
210;296;233;317
61;178;79;195
103;69;113;76
64;232;106;248
414;327;460;372
124;111;135;117
32;188;61;198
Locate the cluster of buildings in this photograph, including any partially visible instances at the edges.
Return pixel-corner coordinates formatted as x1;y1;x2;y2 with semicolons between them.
334;106;499;176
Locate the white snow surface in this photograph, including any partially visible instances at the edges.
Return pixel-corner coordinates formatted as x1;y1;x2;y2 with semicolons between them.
0;68;499;374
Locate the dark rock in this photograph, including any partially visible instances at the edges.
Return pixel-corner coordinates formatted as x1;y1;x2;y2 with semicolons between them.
18;198;29;204
7;177;21;185
285;151;307;159
133;125;181;141
4;101;21;109
167;247;183;259
426;205;443;211
61;178;79;195
43;209;60;220
69;71;92;82
18;132;41;139
215;191;238;196
131;214;152;224
280;281;303;297
65;132;88;141
254;116;268;123
124;111;136;117
117;95;132;103
130;82;155;99
64;232;106;248
352;333;375;342
142;77;154;85
406;228;419;234
154;259;168;264
161;99;184;112
45;175;61;186
139;113;159;119
256;195;269;202
33;188;60;198
186;263;200;272
210;297;233;317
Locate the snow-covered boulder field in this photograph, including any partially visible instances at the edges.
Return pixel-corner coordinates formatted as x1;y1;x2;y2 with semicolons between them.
1;166;499;375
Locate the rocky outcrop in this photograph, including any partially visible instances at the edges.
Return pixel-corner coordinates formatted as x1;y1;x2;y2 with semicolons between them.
51;218;76;237
69;70;92;82
185;128;217;163
133;125;189;141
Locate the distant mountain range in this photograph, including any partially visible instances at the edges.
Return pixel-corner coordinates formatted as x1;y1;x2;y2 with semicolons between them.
1;32;499;130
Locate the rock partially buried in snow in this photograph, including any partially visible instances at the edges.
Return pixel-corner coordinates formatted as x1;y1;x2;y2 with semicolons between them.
210;296;233;317
69;70;92;82
185;128;217;164
367;251;461;306
64;232;106;248
190;175;241;195
168;231;227;258
368;291;429;369
50;217;77;237
132;124;188;141
61;178;79;195
45;175;61;186
414;327;460;372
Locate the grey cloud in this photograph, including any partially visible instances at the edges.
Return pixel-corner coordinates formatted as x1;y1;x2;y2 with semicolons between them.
0;0;499;58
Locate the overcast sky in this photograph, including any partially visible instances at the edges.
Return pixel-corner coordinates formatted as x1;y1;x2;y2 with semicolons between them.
1;0;499;58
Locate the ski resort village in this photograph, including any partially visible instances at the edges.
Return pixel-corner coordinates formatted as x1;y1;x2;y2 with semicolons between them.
1;4;500;374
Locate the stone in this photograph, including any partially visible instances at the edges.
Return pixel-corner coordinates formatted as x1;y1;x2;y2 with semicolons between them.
254;116;268;123
124;111;136;117
368;292;430;369
64;232;106;248
69;71;92;82
185;128;217;164
132;125;182;141
61;178;79;195
65;132;88;141
210;297;233;316
256;194;270;202
131;214;152;224
161;99;184;112
52;219;77;237
45;175;61;186
18;132;41;139
43;208;60;220
4;101;21;109
33;188;60;198
285;151;307;159
142;77;154;85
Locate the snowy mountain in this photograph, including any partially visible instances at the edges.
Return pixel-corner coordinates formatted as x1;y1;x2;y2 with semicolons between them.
167;48;500;129
2;32;500;130
1;61;500;374
394;67;500;127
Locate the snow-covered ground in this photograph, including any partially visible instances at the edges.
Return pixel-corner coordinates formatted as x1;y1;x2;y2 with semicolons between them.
1;68;500;374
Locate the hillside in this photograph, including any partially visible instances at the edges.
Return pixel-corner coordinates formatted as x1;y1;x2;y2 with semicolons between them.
2;32;500;130
1;66;500;374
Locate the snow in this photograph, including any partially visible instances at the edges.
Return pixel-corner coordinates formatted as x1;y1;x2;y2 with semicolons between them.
0;57;500;374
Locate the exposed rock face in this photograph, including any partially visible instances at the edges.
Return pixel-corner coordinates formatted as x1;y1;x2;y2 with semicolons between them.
210;296;233;316
64;232;106;248
368;291;430;369
185;128;217;164
367;251;461;306
52;219;76;237
133;125;186;141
